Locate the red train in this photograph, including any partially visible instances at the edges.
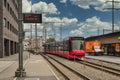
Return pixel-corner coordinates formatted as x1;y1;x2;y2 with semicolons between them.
43;37;85;59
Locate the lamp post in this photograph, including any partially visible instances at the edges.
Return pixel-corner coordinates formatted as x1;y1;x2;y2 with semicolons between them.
15;0;26;77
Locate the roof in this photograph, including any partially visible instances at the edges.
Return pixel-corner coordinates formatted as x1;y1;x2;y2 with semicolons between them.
85;31;120;40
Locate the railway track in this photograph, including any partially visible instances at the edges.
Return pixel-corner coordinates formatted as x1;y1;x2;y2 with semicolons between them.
41;54;90;80
85;57;120;65
43;54;120;80
79;58;120;76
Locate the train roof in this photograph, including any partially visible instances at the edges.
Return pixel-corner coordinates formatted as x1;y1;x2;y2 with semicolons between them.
63;36;84;40
44;36;84;45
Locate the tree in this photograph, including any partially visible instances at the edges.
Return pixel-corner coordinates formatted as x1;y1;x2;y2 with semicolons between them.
47;38;55;42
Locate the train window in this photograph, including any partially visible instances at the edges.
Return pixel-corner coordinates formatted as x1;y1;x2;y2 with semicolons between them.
48;44;50;50
59;42;63;51
56;43;58;50
80;42;84;50
72;40;84;50
63;40;69;51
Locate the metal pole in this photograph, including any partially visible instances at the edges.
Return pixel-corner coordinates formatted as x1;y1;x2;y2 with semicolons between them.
35;23;38;53
42;25;45;42
104;0;120;33
30;24;32;57
98;27;99;35
30;0;32;51
60;26;62;40
43;22;64;41
15;0;26;77
18;0;23;76
103;29;104;35
112;0;114;32
51;23;56;39
45;26;47;42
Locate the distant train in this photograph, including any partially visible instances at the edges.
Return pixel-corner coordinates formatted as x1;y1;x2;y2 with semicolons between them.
43;37;85;59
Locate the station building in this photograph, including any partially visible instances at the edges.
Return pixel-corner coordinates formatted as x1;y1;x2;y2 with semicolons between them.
85;31;120;56
0;0;19;58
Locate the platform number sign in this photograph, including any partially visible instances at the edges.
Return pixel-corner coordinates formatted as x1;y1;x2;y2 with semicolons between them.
23;13;42;23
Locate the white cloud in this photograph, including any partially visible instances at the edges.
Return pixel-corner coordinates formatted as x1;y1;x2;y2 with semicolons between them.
32;1;59;14
70;16;119;37
24;16;78;39
70;29;84;36
22;0;59;14
70;0;103;9
70;0;120;11
60;0;67;3
85;16;118;31
62;17;78;26
22;0;31;12
43;17;78;27
40;16;78;40
22;0;60;38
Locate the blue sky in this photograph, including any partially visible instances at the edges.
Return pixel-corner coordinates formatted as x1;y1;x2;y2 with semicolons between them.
23;0;120;40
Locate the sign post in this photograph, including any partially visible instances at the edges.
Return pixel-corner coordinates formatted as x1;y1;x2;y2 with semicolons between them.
15;0;26;77
23;13;42;53
15;10;42;77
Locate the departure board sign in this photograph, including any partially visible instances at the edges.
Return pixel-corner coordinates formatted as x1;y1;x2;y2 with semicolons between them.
23;13;42;23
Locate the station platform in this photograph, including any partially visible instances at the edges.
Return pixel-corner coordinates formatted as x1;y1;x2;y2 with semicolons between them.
16;54;58;80
86;55;120;64
0;52;58;80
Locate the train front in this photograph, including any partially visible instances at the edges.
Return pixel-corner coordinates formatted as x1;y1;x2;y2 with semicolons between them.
69;37;85;59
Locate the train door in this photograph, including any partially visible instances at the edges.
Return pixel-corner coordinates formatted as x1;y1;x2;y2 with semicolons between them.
63;40;69;58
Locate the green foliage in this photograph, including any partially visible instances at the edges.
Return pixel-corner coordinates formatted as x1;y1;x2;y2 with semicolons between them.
47;38;55;42
118;36;120;40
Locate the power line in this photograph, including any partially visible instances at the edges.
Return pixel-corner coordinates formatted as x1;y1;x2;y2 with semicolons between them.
104;0;120;33
103;28;120;34
43;22;64;41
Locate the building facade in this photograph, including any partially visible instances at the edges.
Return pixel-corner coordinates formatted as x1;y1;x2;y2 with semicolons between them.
23;38;44;52
23;38;45;52
85;31;120;56
0;0;19;58
31;38;44;52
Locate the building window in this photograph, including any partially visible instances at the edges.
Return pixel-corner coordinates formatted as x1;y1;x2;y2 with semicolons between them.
10;24;12;31
7;21;10;29
4;0;7;7
10;7;12;15
15;0;18;8
3;18;7;27
7;3;10;11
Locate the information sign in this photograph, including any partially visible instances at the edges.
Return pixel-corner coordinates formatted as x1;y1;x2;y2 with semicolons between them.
23;13;42;23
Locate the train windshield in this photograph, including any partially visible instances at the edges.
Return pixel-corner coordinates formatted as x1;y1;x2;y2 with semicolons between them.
72;40;84;50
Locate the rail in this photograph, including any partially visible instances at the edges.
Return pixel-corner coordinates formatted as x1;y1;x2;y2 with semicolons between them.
41;53;90;80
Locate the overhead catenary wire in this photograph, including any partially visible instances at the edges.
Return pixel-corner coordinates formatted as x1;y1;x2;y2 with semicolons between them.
104;0;120;33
